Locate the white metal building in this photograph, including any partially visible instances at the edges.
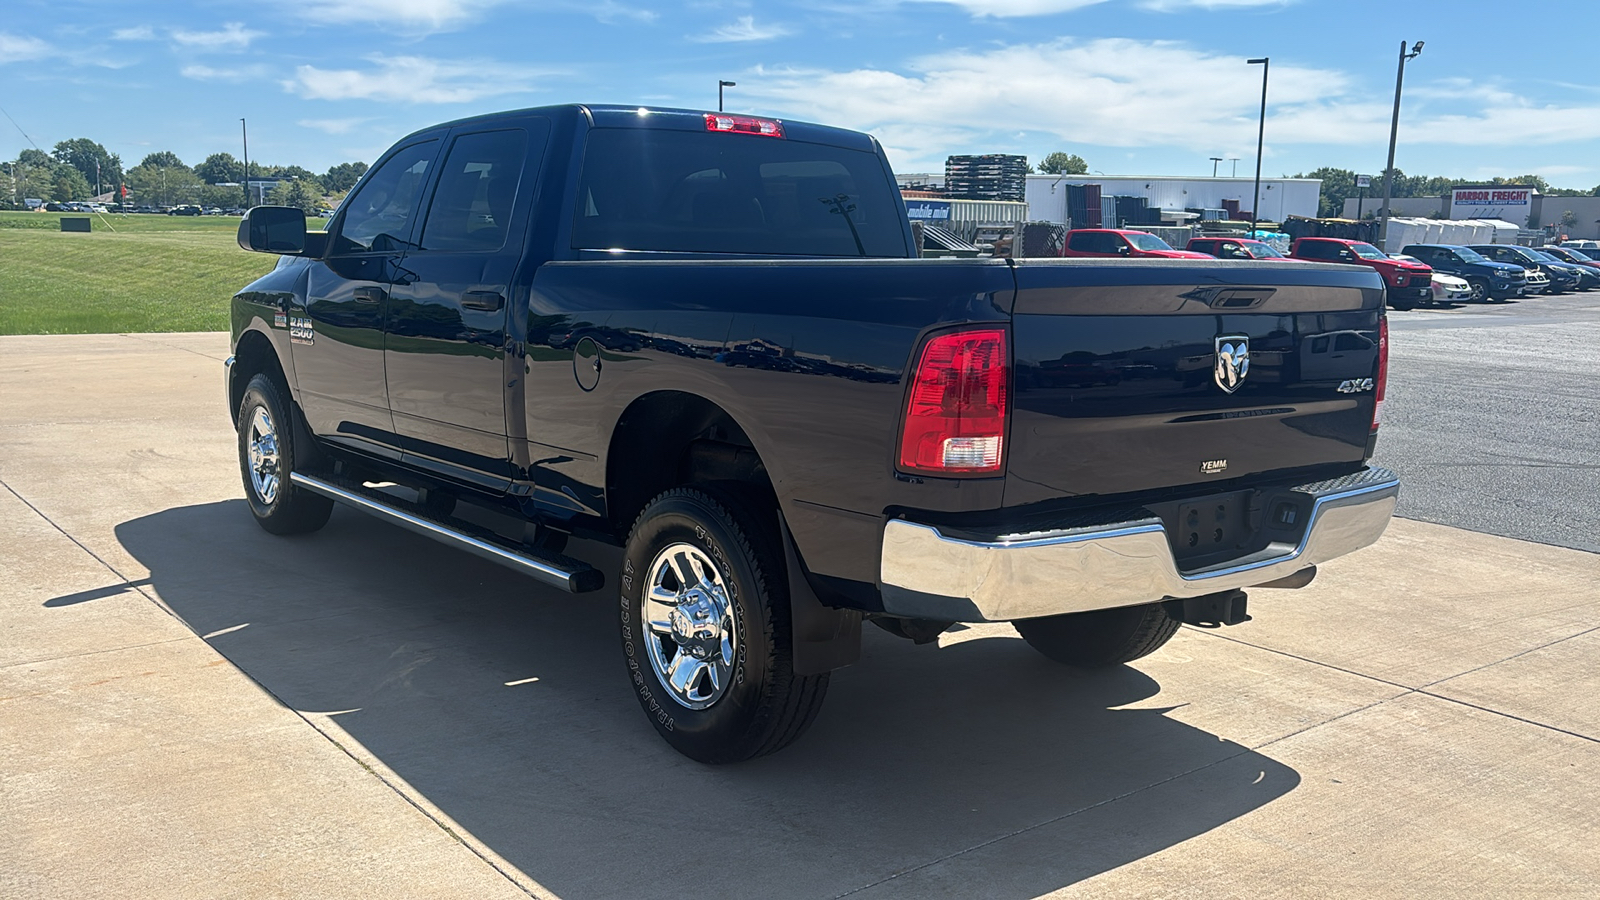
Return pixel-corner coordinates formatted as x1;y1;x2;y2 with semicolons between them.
1024;175;1322;226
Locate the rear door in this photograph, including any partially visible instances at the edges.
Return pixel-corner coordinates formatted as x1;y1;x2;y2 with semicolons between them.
295;136;442;453
384;122;548;491
1003;260;1385;507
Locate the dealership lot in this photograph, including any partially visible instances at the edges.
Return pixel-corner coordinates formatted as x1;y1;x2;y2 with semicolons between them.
3;314;1599;898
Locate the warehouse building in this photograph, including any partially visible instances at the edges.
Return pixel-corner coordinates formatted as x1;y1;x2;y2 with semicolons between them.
1025;175;1322;227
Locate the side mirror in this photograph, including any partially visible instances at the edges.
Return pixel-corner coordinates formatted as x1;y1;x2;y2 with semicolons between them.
1117;244;1131;256
238;206;307;255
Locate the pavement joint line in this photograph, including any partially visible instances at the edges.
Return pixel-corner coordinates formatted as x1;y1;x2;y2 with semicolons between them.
829;746;1258;900
0;477;545;899
0;637;192;673
1188;626;1600;746
1417;622;1600;691
116;332;229;362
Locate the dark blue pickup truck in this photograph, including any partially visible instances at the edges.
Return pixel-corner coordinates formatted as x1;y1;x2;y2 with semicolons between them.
226;104;1400;762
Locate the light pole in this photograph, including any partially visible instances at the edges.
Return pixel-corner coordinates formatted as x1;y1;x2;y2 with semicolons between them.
1378;40;1424;250
1228;157;1239;177
1210;156;1223;177
240;118;251;210
718;80;736;112
1247;57;1269;236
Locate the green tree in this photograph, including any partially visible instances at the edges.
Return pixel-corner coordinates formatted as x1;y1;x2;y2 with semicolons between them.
49;166;94;201
1297;166;1357;218
199;183;243;208
52;138;122;196
268;177;325;214
195;152;241;184
322;161;368;193
125;163;204;207
138;151;188;171
1037;151;1089;175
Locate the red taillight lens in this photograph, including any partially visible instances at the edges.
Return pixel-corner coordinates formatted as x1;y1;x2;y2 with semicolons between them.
898;329;1009;475
1372;315;1389;433
704;114;785;138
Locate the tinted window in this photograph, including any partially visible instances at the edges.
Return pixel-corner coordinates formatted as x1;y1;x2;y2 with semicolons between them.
573;128;906;257
1125;233;1175;251
1299;241;1332;259
335;140;438;254
1068;231;1101;252
419;129;529;252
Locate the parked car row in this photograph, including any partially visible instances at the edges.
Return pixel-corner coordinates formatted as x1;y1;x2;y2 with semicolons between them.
1055;229;1597;310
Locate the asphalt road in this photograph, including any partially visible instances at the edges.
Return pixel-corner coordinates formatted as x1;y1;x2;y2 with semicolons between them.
1375;290;1600;554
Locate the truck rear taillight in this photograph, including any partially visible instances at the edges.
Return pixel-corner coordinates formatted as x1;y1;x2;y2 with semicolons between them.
704;114;785;138
898;329;1009;475
1373;315;1389;433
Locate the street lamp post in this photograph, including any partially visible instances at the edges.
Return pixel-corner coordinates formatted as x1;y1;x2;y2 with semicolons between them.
1228;157;1239;177
1247;57;1269;236
240;118;251;210
1378;40;1424;251
718;80;736;112
1210;156;1223;177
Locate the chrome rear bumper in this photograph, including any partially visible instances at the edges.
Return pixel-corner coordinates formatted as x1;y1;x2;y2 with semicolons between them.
879;467;1399;622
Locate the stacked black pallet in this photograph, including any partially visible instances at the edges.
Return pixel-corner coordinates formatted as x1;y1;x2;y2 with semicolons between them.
1111;195;1164;227
944;155;1027;202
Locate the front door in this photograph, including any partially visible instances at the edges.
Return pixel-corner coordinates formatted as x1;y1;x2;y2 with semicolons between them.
385;124;545;490
293;138;441;455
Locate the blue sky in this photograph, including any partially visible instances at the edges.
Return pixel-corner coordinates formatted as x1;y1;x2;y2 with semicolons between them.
4;0;1599;187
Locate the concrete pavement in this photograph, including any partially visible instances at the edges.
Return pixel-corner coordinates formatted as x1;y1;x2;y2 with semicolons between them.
2;332;1598;899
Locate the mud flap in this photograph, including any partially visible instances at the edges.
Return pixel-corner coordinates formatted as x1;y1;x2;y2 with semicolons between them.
780;514;862;675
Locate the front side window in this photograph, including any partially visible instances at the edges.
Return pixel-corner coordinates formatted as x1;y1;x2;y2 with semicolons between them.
1455;248;1488;263
419;129;530;252
572;128;907;257
335;140;438;254
1351;242;1387;260
1125;233;1175;252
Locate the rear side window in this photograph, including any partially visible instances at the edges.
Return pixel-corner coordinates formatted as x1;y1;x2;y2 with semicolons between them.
419;129;530;252
1068;231;1118;253
572;128;906;257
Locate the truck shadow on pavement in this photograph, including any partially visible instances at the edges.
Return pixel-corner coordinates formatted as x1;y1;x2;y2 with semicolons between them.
106;500;1300;899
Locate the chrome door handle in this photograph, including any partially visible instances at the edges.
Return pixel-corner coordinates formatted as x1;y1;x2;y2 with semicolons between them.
461;290;504;312
353;286;386;304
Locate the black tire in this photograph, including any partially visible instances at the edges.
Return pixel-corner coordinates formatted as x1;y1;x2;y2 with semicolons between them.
236;373;333;535
1013;602;1180;668
1466;278;1489;303
619;486;828;763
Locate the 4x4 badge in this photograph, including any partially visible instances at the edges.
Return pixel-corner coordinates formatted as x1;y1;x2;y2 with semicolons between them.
1214;335;1249;393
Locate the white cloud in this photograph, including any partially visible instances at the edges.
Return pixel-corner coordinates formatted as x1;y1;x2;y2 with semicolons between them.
737;39;1600;173
0;32;52;61
693;15;791;41
171;23;264;50
111;26;155;41
298;117;373;134
296;0;505;31
181;63;273;82
283;55;549;104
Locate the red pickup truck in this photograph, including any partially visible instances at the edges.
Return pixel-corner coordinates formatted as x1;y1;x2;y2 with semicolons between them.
1061;228;1213;259
1288;237;1433;310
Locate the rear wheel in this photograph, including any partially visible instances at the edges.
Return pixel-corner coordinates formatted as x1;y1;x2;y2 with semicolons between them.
619;486;828;763
1013;603;1180;668
236;374;333;535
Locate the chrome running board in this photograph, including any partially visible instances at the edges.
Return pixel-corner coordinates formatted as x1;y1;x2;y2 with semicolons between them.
289;472;604;594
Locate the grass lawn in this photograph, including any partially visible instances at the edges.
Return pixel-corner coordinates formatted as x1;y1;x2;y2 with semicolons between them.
0;210;325;335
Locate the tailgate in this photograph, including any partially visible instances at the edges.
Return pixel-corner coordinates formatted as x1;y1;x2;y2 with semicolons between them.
1004;259;1385;507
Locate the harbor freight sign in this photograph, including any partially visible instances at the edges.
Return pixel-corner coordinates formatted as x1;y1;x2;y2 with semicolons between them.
1450;186;1534;224
904;199;952;222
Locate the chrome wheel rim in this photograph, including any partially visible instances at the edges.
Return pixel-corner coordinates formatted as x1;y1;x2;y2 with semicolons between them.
643;543;738;710
246;405;281;505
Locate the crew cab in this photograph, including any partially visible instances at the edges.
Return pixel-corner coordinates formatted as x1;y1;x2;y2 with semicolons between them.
1398;244;1528;302
1061;228;1213;259
1287;237;1433;310
1185;236;1295;261
224;104;1400;763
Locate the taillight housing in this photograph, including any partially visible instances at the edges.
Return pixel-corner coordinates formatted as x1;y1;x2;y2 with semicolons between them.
704;114;785;138
1372;315;1388;433
898;328;1009;475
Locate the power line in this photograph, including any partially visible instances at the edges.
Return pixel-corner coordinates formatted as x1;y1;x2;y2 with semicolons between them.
0;104;42;150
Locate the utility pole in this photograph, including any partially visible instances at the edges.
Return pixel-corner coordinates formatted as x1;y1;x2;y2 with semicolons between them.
1378;40;1424;250
240;118;251;210
1247;57;1269;236
1210;157;1223;177
718;80;736;112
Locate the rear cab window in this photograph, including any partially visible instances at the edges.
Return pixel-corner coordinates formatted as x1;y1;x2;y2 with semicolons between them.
571;127;907;257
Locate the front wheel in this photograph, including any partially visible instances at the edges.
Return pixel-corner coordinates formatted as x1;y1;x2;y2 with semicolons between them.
619;487;828;763
1013;603;1180;668
1467;278;1489;303
236;374;333;535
